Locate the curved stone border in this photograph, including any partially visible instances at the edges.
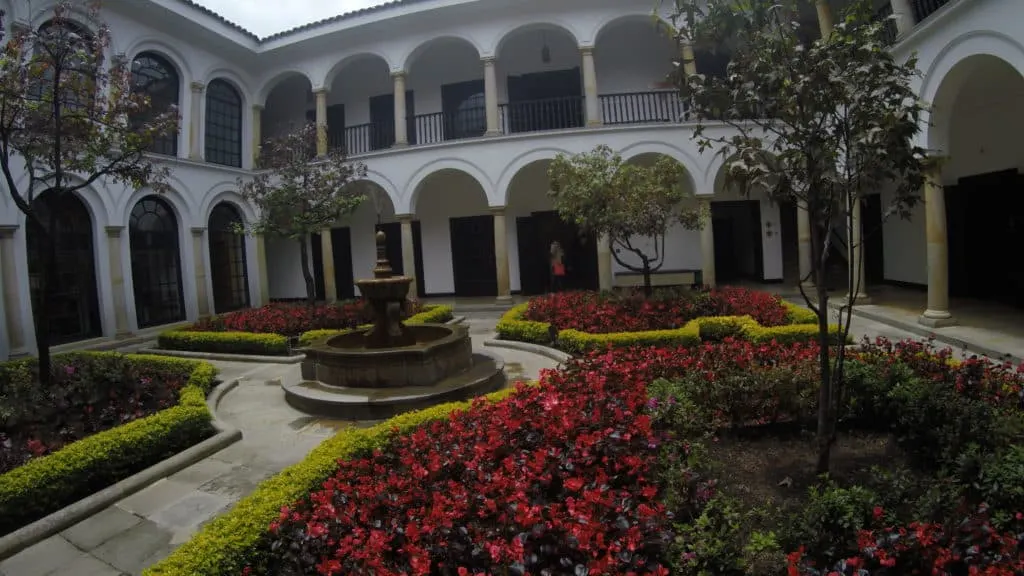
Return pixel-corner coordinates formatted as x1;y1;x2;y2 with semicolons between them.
0;379;243;561
135;348;306;364
483;338;572;364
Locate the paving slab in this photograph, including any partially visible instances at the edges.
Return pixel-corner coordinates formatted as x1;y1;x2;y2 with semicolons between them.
51;554;126;576
115;479;195;518
197;464;275;500
90;520;173;575
148;491;233;545
61;506;142;551
0;535;85;576
164;457;237;488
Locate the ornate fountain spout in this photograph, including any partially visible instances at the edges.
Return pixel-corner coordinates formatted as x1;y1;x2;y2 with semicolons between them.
356;229;416;348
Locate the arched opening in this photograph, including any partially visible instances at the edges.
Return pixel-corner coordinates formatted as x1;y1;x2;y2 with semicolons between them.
406;37;484;144
412;169;493;296
130;52;180;156
495;24;583;134
205;79;243;167
594;16;683;125
325;54;393;155
931;54;1024;308
208;202;250;313
338;184;403;297
261;73;313;150
33;19;95;109
505;158;598;294
129;195;185;328
26;191;102;344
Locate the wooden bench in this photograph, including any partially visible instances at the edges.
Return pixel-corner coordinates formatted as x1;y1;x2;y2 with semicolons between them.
613;269;704;289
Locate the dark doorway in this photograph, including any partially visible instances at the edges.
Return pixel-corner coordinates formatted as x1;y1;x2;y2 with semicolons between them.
862;194;885;286
449;215;497;297
375;222;404;275
208;203;250;313
310;233;326;301
129;196;185;328
327;103;345;150
515;210;599;295
946;169;1024;307
369;91;414;149
330;228;355;299
26;192;102;344
441;80;487;140
712;200;764;283
413;221;425;298
506;68;583;133
778;201;799;285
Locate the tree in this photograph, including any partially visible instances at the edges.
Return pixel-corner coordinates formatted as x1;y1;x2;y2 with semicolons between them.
237;123;367;305
547;145;705;295
0;1;179;385
669;0;928;473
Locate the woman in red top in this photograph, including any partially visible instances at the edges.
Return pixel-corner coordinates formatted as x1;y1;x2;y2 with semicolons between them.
550;240;566;292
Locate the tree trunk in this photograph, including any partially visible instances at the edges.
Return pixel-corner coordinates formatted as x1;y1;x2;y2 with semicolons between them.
642;258;653;297
811;222;835;475
31;217;57;388
298;235;316;306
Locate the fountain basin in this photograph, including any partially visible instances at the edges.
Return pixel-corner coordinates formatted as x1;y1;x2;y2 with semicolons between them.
299;323;472;388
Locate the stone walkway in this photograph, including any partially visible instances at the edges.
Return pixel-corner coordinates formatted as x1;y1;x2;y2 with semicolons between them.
0;312;559;576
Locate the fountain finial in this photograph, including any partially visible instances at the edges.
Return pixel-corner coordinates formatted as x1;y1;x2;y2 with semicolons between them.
372;229;393;279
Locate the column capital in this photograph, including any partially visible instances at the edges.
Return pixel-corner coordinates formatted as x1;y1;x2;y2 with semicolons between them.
489;205;506;215
579;45;594;55
312;87;329;96
396;213;414;222
922;155;948;170
390;70;406;80
252;103;265;112
481;56;496;65
105;225;124;238
190;81;206;93
0;224;17;238
190;226;206;236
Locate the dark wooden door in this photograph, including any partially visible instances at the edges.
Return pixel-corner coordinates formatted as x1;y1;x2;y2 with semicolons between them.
449;215;497;297
375;222;404;275
506;68;583;133
311;233;326;301
369;91;414;149
330;227;355;299
515;215;543;295
413;220;425;298
441;80;486;140
863;194;885;285
327;104;345;151
532;210;598;291
747;201;765;281
713;216;737;283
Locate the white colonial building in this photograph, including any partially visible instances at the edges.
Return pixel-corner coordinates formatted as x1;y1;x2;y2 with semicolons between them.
0;0;1018;358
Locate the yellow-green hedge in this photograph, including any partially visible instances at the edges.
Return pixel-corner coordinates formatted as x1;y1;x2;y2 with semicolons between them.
0;354;218;536
159;305;453;356
297;305;454;348
144;384;517;576
498;300;847;354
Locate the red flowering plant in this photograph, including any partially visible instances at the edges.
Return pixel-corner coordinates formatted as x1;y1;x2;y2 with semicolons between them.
190;299;423;337
248;369;674;575
523;287;790;334
0;354;191;473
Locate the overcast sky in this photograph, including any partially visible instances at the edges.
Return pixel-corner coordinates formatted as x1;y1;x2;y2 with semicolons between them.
192;0;388;37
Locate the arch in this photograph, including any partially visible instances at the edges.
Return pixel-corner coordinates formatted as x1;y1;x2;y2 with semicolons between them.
323;51;393;90
25;190;102;344
496;146;573;203
128;195;186;328
130;50;182;156
402;34;483;72
29;1;101;37
255;68;316;105
205;78;244;167
592;12;675;46
13;173;114;227
708;150;781;199
362;169;402;210
208;202;250;313
403;157;493;213
123;38;193;84
920;31;1024;154
200;67;254;100
492;21;582;57
620;141;700;191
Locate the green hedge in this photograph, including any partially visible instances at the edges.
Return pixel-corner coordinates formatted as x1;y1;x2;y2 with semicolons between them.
159;305;454;356
297;305;454;348
0;354;218;536
497;300;848;354
144;384;517;576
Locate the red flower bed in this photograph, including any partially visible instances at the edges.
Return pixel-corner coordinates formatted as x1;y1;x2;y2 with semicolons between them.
189;300;422;337
250;373;672;575
523;287;790;333
0;354;191;474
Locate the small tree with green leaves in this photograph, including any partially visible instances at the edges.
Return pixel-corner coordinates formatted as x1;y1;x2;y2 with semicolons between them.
547;145;704;296
669;0;927;473
237;123;367;305
0;1;179;384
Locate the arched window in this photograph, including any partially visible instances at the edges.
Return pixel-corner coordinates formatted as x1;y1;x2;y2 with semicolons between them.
129;196;185;328
26;191;101;344
205;79;243;167
208;202;250;312
32;20;95;110
130;52;180;156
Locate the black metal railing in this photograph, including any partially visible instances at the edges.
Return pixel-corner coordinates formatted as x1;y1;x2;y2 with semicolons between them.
413;106;488;145
498;96;585;135
911;0;951;23
873;2;898;45
599;91;689;125
329;121;395;156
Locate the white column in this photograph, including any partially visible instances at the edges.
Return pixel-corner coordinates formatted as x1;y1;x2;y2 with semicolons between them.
580;46;601;126
699;198;716;288
314;88;328;156
816;0;834;37
255;234;271;306
191;227;211;318
797;202;813;290
398;214;417;296
104;226;132;337
492;207;511;300
890;0;915;37
0;225;27;356
680;40;698;77
189;81;205;161
483;57;500;136
919;162;955;327
392;72;408;146
320;230;337;302
597;234;613;292
251;105;263;168
846;197;870;304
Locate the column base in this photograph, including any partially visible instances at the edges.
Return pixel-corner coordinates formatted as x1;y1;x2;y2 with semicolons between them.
841;293;872;306
392;141;409;148
496;295;513;303
484;130;502;137
586;120;603;127
919;310;957;328
8;348;31;359
114;330;135;340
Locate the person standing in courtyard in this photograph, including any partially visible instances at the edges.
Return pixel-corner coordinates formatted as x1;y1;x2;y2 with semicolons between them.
550;240;566;292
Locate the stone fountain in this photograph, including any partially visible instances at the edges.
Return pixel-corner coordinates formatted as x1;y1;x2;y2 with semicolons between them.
282;229;506;419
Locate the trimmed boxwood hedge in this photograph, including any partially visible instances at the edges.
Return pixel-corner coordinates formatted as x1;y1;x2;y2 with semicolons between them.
143;384;518;576
496;300;847;354
158;305;454;356
0;353;218;536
